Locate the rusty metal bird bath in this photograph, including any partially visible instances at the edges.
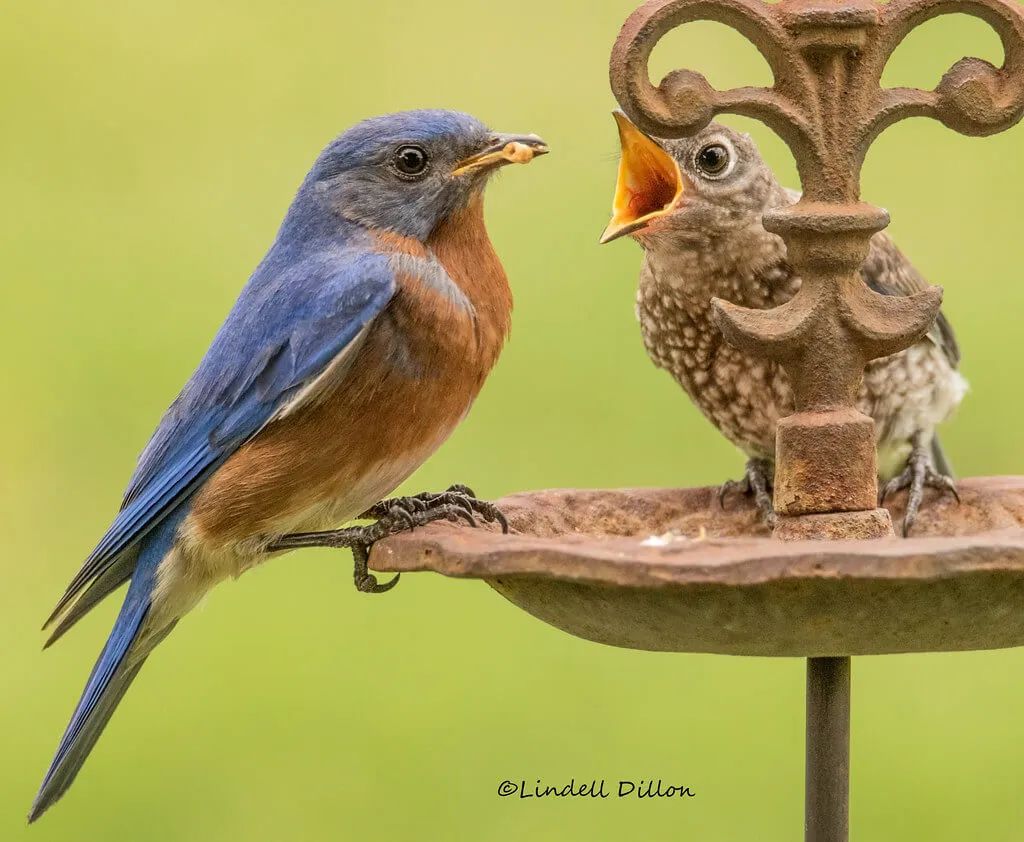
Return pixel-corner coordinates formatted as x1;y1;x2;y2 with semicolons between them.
373;0;1024;840
373;477;1024;657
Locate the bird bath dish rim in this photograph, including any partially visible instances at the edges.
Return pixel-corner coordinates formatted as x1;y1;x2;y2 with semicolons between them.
370;476;1024;657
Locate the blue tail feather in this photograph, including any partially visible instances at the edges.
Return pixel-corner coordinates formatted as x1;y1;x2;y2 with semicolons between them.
30;509;186;822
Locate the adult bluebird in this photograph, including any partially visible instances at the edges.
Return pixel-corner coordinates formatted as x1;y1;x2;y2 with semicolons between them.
31;109;547;820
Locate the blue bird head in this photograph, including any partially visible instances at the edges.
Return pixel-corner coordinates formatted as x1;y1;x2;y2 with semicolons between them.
301;110;547;242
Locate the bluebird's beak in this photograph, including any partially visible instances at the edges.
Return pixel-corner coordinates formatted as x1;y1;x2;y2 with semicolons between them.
601;112;685;244
452;133;549;176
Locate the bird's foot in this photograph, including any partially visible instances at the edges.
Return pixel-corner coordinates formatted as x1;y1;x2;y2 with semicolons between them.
267;489;501;594
879;436;960;537
360;484;509;534
718;458;777;528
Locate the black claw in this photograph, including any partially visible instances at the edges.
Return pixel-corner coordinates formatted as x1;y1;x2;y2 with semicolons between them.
356;571;401;594
456;507;479;528
457;494;504;529
470;500;507;532
449;496;477;518
351;544;397;595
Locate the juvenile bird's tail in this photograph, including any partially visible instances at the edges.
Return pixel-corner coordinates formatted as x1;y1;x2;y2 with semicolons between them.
29;512;183;822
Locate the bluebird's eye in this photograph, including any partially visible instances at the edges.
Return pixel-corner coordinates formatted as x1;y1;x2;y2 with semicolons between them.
393;145;429;177
695;143;731;178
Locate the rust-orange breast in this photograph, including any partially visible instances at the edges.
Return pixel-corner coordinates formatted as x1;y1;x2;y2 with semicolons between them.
190;192;512;545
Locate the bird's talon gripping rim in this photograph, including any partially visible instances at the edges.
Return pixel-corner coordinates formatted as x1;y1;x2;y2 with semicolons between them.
415;486;508;532
268;487;508;593
356;571;401;594
350;544;400;595
717;460;774;528
880;438;959;537
716;478;749;509
482;503;509;533
878;472;905;506
450;497;477;517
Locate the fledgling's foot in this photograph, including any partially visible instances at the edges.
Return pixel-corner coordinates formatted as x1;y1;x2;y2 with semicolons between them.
879;436;960;537
267;495;485;594
718;458;777;528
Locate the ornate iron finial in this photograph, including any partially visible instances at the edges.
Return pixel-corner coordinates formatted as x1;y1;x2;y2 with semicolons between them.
610;0;1024;534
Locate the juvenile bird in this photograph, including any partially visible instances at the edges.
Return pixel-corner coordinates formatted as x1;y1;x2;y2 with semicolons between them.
31;110;547;820
602;113;963;534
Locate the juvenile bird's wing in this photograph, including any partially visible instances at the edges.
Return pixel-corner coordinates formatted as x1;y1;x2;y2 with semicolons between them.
777;188;960;367
861;231;961;369
44;248;396;641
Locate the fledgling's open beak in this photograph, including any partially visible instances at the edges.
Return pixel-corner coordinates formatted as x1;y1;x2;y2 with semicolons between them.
601;112;685;244
452;133;549;176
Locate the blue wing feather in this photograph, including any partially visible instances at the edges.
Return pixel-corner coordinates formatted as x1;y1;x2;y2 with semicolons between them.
45;244;396;629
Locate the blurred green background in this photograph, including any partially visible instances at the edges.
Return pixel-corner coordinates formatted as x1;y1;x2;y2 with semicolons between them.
3;1;1024;839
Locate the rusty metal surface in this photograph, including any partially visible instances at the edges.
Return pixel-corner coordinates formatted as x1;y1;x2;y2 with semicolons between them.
774;507;893;540
608;0;1024;527
774;408;878;515
371;477;1024;655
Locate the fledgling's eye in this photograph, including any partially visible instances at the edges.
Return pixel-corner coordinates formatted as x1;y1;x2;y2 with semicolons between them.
695;143;731;178
393;145;429;177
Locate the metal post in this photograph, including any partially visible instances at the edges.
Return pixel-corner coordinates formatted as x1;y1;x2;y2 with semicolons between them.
805;657;851;842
